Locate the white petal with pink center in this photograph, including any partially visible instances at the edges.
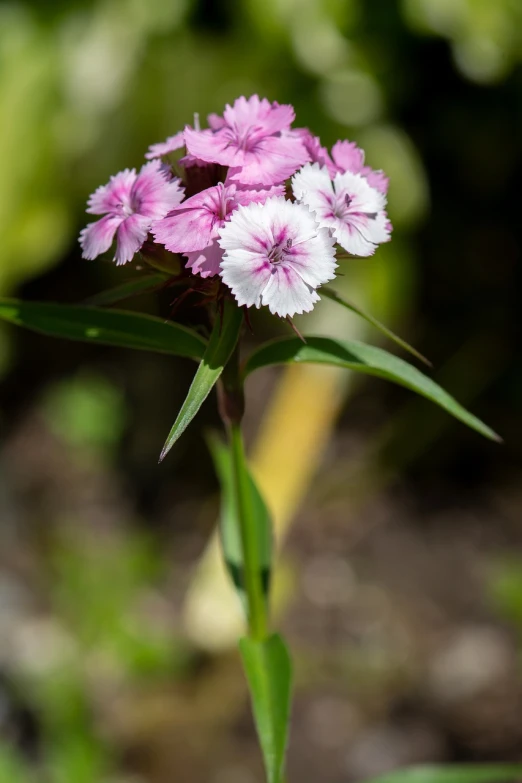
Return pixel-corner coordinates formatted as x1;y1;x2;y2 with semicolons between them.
218;197;336;318
292;163;391;257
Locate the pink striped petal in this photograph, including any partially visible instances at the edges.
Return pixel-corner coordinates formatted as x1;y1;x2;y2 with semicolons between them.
114;214;151;265
79;214;123;259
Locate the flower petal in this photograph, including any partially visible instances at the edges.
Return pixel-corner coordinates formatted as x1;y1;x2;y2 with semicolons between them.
153;207;215;252
86;169;136;215
114;214;151;265
184;241;223;278
145;131;185;160
332;212;391;256
132;160;184;220
260;264;321;317
79;214;123;259
291;163;335;219
331;140;365;173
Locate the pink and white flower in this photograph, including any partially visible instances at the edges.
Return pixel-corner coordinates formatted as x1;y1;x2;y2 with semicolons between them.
79;161;184;265
218;196;336;317
184;95;309;187
153;183;283;278
292;163;391;257
145;131;185;160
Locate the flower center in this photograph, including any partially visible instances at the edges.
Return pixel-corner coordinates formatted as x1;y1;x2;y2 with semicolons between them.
334;193;353;220
268;237;292;266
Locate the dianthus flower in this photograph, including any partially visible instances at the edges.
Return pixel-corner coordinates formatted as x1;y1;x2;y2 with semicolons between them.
218;196;336;317
184;95;309;186
80;161;184;265
292;163;390;257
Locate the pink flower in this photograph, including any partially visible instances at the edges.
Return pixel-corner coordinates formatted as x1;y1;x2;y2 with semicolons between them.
292;163;391;257
331;140;389;194
145;131;185;160
153;183;283;278
184;95;309;186
218;196;337;317
79;161;184;265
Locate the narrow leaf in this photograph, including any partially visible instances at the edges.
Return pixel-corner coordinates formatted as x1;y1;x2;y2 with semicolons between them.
207;433;272;609
322;285;431;366
243;336;500;442
0;299;206;359
239;634;292;783
364;763;522;783
159;300;243;460
84;273;168;306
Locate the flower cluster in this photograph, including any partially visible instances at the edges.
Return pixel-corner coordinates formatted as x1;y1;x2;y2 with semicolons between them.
80;95;392;318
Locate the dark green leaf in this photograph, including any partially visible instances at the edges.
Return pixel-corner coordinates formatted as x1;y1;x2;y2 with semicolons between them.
159;300;243;460
243;336;500;442
84;274;168;306
239;634;292;783
207;432;272;609
322;286;431;366
0;299;206;359
364;764;522;783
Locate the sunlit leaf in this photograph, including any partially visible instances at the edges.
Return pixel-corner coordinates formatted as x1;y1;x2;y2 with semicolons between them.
0;299;207;359
239;634;292;783
159;300;243;460
243;336;500;442
207;432;272;610
322;285;430;366
84;273;168;306
365;764;522;783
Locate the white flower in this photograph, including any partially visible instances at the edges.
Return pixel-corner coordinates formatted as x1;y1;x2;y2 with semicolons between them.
292;163;391;257
218;197;336;318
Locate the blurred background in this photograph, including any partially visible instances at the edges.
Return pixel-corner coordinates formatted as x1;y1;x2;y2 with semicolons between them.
1;0;522;781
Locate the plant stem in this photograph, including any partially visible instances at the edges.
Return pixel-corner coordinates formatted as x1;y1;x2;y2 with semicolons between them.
219;339;268;641
229;421;268;640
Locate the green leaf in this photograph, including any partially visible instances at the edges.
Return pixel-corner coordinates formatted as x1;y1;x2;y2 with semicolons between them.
364;764;522;783
243;336;500;442
0;299;206;359
207;432;272;609
84;273;168;306
159;300;243;460
239;634;292;783
322;285;431;366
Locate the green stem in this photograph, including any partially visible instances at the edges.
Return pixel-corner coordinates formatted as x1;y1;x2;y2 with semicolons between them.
229;422;268;640
219;339;268;641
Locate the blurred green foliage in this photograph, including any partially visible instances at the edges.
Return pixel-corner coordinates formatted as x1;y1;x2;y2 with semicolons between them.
41;372;127;462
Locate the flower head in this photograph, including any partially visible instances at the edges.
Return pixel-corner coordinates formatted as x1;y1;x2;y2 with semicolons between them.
292;163;391;257
79;161;184;265
218;196;336;317
184;95;309;186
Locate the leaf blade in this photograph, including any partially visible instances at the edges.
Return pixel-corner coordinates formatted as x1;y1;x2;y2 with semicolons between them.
243;336;500;442
322;285;431;366
239;634;292;783
0;299;207;359
364;764;522;783
84;273;169;306
207;432;272;610
159;300;243;460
